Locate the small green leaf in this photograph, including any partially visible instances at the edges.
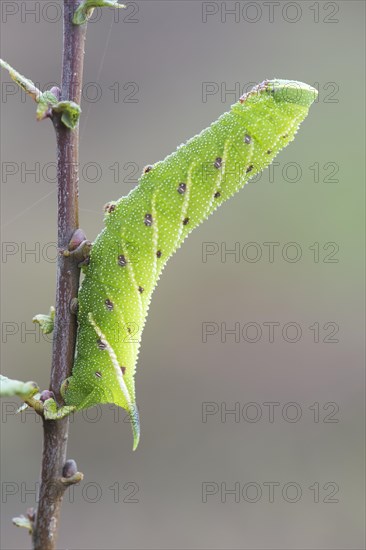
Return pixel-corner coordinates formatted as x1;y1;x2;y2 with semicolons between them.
73;0;126;25
0;375;39;399
12;515;33;534
43;398;75;420
33;306;55;334
36;102;50;121
52;101;82;130
0;59;66;125
36;91;58;121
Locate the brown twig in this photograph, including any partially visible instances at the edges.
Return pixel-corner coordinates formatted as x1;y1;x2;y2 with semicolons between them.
32;2;88;548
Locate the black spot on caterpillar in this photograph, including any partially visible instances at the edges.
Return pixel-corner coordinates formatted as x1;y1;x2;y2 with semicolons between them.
214;157;223;169
118;255;127;267
144;213;153;226
97;339;107;351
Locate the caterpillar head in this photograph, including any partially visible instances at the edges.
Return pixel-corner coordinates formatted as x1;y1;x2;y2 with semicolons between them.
238;79;317;108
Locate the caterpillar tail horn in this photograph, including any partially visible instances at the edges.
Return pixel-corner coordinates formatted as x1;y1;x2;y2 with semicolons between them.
129;404;140;451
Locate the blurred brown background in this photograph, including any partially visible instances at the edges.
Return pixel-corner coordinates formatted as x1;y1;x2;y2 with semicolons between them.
1;1;365;549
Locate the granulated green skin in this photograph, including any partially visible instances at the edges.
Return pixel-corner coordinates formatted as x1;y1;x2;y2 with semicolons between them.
62;79;317;449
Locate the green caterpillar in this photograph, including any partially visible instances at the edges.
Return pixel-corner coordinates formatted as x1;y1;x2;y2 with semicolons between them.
61;79;317;449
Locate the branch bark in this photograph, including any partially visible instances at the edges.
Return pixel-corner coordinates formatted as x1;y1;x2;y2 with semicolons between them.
32;2;88;548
